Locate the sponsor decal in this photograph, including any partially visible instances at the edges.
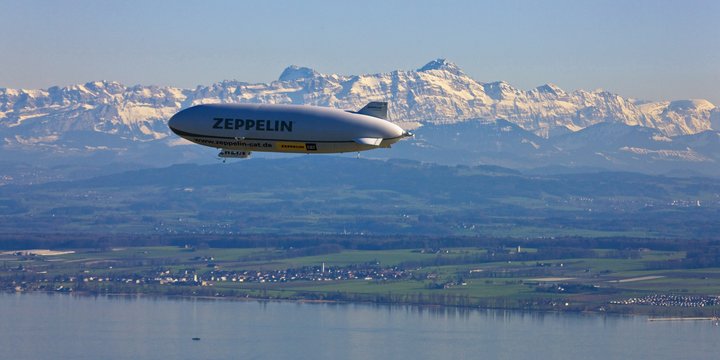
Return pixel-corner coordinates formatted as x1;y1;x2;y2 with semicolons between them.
276;141;306;151
193;137;272;148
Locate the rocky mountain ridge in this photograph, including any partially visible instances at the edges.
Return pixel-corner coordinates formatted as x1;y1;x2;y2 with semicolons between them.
1;59;718;148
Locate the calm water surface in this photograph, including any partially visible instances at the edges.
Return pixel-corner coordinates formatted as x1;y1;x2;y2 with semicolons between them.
1;292;718;359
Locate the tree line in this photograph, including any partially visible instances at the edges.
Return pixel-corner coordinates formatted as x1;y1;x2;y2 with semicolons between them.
2;232;718;253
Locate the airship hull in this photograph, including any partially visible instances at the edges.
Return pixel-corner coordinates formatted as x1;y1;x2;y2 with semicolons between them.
169;126;403;154
168;103;409;154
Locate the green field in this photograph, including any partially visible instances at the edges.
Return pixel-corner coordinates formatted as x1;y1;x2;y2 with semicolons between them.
3;245;720;316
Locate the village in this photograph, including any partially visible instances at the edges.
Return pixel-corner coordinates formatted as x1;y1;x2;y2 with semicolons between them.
4;261;417;293
610;294;720;308
153;263;414;286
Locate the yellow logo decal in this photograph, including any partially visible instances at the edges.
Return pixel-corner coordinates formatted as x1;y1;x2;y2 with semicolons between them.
276;142;306;151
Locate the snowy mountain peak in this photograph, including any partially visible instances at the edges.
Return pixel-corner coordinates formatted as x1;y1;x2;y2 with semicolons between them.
418;58;463;75
278;65;319;82
668;99;716;111
483;81;519;100
535;83;566;97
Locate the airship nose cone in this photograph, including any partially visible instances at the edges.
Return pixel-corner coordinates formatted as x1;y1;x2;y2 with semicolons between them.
168;109;188;135
168;114;178;133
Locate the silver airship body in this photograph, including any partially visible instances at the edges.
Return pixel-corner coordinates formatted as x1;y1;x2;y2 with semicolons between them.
168;102;411;158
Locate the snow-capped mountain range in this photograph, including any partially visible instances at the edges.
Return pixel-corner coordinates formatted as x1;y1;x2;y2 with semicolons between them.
2;59;718;142
1;59;719;181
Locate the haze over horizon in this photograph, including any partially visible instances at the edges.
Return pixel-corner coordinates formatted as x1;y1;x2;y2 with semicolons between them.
1;0;719;104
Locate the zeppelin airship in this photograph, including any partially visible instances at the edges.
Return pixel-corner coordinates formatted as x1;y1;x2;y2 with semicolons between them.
168;102;412;159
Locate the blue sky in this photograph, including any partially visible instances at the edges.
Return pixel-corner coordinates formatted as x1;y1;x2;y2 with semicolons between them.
1;0;718;104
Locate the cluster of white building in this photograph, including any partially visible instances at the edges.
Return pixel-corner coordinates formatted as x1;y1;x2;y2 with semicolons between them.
610;294;720;307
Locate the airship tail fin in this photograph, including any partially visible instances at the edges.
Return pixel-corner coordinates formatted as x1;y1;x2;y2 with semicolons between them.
357;102;388;119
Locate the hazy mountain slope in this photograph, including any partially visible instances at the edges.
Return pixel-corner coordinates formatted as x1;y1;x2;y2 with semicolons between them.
3;157;719;238
384;121;720;176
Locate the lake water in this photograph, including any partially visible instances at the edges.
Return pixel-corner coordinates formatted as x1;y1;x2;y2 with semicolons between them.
1;292;718;359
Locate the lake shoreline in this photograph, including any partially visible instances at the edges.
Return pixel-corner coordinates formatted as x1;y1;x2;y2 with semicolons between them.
9;288;719;318
4;290;719;360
